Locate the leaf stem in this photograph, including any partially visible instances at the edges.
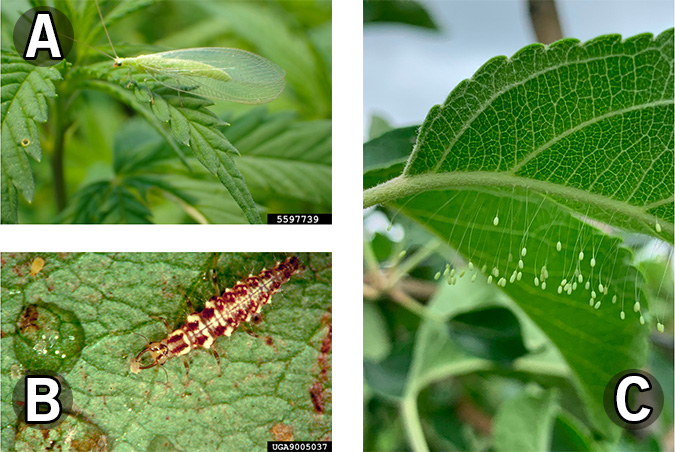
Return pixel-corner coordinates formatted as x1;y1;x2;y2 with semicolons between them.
51;98;67;212
400;392;429;452
363;172;670;236
388;287;440;322
388;239;440;288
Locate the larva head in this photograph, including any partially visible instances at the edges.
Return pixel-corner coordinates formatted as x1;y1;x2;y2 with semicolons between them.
134;341;170;369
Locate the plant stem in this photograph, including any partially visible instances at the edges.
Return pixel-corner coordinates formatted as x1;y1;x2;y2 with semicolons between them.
388;239;440;288
51;98;67;212
363;239;380;274
401;393;429;452
528;0;563;44
388;288;440;322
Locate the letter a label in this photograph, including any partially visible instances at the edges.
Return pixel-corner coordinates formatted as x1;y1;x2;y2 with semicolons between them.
13;7;74;66
24;12;62;60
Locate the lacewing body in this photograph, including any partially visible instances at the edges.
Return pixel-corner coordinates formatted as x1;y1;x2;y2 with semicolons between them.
113;48;285;104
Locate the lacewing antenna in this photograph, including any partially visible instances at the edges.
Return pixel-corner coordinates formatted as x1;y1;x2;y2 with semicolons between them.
15;10;115;61
132;332;150;344
95;0;118;59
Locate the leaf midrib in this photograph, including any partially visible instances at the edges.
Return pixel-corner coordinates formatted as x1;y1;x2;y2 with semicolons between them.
363;171;673;231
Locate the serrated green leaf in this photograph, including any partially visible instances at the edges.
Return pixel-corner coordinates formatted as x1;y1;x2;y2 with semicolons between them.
59;180;154;224
363;125;418;190
228;110;332;206
150;91;171;122
82;80;261;223
1;53;61;204
367;29;674;240
1;173;18;224
215;153;261;224
169;107;191;145
363;30;674;438
81;79;190;169
2;253;332;451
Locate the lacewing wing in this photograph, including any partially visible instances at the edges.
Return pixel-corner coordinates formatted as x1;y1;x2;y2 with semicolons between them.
114;48;286;104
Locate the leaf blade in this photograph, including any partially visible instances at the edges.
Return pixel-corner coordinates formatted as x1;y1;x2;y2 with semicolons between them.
1;53;62;205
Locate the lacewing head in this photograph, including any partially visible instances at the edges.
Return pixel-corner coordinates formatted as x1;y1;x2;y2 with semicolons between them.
132;341;169;371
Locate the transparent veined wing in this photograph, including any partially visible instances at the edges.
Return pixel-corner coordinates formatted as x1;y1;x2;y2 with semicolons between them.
133;48;286;104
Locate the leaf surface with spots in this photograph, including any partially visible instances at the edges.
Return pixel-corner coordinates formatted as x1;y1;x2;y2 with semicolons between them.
1;253;332;451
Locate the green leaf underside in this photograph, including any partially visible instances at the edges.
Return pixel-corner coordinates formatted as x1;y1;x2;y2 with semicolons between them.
366;30;674;438
493;390;559;452
1;53;62;204
393;187;647;437
367;29;674;240
1;253;332;451
448;307;529;364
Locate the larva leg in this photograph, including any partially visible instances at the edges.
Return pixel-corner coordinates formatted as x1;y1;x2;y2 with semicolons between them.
184;294;195;313
181;357;190;386
211;254;221;297
176;286;196;312
210;349;221;376
150;315;173;334
240;314;262;338
161;366;169;387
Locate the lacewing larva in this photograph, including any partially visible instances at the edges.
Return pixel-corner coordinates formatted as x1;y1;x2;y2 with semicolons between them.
92;0;285;104
130;255;301;375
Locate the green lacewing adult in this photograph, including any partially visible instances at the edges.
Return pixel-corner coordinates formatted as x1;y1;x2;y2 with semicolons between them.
91;0;285;104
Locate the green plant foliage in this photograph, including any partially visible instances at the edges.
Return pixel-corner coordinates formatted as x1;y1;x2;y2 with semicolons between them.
1;0;331;223
493;389;558;452
2;252;332;451
1;53;62;213
447;307;528;365
57;106;331;224
366;30;674;238
363;0;439;30
365;29;673;450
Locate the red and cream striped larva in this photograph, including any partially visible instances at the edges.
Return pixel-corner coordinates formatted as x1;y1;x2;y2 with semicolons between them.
130;255;302;375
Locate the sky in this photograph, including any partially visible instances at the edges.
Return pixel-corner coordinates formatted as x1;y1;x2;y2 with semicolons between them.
363;0;675;137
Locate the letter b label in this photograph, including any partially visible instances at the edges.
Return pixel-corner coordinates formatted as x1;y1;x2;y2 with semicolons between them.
25;376;62;424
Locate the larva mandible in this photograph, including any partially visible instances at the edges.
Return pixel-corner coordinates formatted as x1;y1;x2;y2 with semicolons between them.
130;255;301;373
